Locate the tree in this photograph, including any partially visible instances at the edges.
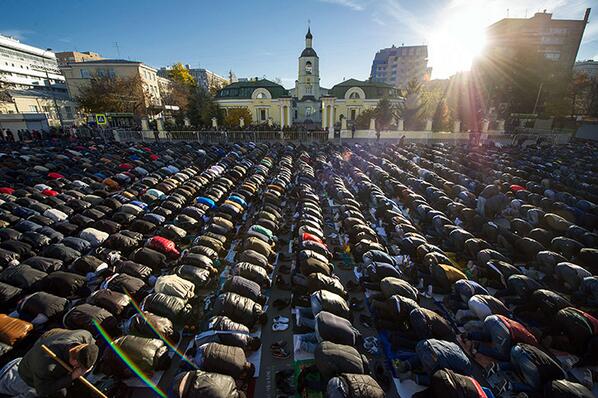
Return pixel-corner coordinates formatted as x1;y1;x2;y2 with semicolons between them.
396;79;427;130
567;73;592;116
76;75;147;116
167;63;196;87
224;107;252;128
373;98;394;132
186;87;222;127
354;108;376;129
432;98;450;131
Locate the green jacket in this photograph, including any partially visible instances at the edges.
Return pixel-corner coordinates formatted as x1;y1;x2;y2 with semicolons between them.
19;328;95;397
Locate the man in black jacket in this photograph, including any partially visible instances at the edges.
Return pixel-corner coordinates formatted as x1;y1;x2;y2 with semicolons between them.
18;328;98;397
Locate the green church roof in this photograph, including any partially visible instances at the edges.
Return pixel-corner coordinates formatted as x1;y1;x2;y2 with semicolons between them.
329;78;401;99
216;79;289;99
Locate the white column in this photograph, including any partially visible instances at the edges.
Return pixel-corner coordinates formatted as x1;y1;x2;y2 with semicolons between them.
425;119;432;131
453;120;461;133
322;105;327;129
497;119;505;133
280;106;284;127
398;119;404;131
286;106;291;127
369;118;376;131
482;119;489;133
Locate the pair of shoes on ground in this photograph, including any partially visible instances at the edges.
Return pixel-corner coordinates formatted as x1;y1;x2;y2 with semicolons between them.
271;340;291;359
363;336;380;355
272;315;290;331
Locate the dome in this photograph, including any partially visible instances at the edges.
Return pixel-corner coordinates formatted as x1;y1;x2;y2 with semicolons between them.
300;47;318;57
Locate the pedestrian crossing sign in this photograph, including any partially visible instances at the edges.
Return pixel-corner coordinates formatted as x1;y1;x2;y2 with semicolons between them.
96;114;107;125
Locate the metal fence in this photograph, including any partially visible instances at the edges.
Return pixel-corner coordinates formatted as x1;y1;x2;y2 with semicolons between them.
112;130;329;144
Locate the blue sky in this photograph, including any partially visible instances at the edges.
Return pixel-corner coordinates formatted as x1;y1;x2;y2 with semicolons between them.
1;0;596;88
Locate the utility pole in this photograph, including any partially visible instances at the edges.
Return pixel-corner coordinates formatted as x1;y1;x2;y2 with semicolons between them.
114;41;121;58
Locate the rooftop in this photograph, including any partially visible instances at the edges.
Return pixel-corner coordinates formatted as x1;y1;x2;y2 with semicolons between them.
329;78;401;99
216;79;289;99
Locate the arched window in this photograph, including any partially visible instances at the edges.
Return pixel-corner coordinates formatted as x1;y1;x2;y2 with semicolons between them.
349;91;361;99
305;61;312;74
256;91;266;99
305;107;313;117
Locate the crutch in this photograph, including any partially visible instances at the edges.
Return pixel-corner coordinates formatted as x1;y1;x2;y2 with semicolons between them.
41;344;108;398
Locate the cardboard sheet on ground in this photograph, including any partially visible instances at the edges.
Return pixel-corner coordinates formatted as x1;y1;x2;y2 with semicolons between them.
293;334;316;361
247;327;263;377
393;378;427;398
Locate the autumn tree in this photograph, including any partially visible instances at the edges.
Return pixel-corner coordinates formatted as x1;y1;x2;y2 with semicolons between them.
75;75;146;116
224;107;252;128
167;63;196;87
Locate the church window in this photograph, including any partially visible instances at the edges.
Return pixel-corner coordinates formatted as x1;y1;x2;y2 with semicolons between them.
306;86;312;95
305;61;312;74
305;107;313;117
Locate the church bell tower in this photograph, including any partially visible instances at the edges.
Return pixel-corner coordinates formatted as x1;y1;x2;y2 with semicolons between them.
295;27;320;100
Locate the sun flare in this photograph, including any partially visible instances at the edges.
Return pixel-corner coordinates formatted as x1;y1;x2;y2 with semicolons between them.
428;7;488;78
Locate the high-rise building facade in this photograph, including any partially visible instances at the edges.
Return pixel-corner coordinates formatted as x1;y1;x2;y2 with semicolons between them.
483;9;590;73
369;45;432;89
0;34;75;126
475;8;591;116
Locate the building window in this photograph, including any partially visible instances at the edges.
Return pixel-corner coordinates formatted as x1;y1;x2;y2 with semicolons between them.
349;92;361;99
351;109;357;120
306;86;312;95
80;69;91;78
64;106;73;119
256;91;266;99
260;109;267;121
29;105;38;112
305;107;313;118
544;52;561;60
